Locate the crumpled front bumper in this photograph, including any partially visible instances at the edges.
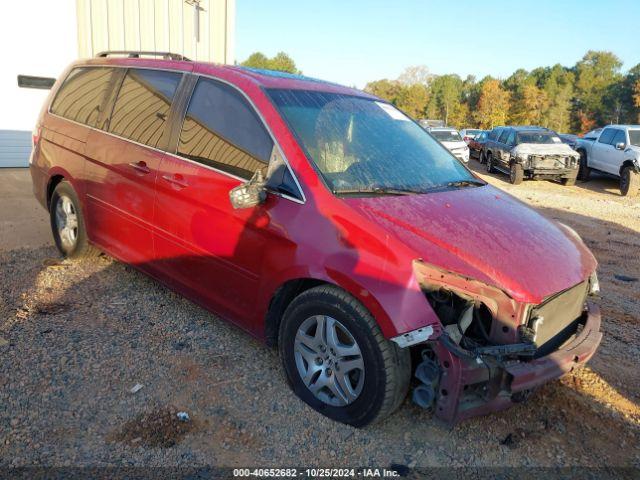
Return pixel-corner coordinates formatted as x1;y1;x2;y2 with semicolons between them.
433;302;602;424
506;302;601;392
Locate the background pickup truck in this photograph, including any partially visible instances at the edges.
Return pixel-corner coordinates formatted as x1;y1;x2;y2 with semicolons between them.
575;125;640;197
482;126;580;185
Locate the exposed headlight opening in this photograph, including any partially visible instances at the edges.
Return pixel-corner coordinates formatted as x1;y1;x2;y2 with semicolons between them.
412;259;533;352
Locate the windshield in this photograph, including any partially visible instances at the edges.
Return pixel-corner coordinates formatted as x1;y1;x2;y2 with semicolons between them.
266;89;477;194
465;129;481;136
584;129;602;140
516;131;562;144
431;130;463;142
629;130;640;147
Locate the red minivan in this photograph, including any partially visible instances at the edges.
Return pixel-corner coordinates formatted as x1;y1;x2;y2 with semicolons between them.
30;52;602;426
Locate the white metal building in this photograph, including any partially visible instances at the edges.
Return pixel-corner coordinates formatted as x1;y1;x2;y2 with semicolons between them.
0;0;235;168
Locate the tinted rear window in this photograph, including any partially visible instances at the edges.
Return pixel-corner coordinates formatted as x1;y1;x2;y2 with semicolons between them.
430;130;462;142
51;67;115;127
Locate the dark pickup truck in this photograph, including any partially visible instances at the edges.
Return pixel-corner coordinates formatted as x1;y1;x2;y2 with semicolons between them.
480;126;580;185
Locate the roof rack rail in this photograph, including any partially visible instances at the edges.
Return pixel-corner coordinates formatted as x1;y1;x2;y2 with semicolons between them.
95;51;191;61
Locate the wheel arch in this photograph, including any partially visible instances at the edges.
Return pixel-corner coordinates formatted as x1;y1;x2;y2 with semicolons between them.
264;277;328;347
263;273;398;348
46;174;66;210
620;159;640;176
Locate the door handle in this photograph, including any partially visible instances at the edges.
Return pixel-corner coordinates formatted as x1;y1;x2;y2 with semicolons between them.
162;174;189;189
128;161;150;174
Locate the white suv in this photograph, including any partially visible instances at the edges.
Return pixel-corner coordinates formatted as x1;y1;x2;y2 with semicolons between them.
427;127;470;163
576;125;640;197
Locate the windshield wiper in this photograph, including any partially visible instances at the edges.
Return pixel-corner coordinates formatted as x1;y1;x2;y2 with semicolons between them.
446;179;485;188
334;186;424;196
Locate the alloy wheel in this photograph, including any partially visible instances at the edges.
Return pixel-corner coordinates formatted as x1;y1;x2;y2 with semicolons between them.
55;195;78;250
294;315;365;407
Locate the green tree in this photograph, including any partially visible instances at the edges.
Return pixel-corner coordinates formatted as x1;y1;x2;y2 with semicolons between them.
364;79;402;103
573;50;623;129
475;79;510;129
427;74;463;125
617;63;640;123
395;83;429;119
540;65;575;132
364;79;428;120
269;52;301;74
240;51;301;74
633;79;640;123
240;52;270;70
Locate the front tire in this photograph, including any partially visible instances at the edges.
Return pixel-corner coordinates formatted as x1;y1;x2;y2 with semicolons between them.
577;151;591;181
486;153;495;173
509;163;524;185
50;181;100;258
279;285;410;427
620;167;639;197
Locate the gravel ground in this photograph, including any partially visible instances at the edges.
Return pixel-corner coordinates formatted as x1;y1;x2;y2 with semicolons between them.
0;162;639;470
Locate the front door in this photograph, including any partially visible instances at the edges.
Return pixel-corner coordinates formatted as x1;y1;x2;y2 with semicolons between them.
152;77;279;329
590;127;616;172
600;129;627;175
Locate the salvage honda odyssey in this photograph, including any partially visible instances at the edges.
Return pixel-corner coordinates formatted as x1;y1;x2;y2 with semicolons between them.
30;52;602;426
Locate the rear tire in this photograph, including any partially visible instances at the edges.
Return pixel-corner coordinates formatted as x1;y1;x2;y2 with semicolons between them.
620;167;639;197
577;151;591;181
50;181;100;259
509;163;523;185
278;285;411;427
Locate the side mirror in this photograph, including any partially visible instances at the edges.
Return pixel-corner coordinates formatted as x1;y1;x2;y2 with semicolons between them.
229;169;267;209
615;142;626;150
17;75;56;90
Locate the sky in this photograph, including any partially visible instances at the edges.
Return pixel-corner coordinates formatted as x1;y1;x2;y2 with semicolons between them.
236;0;640;88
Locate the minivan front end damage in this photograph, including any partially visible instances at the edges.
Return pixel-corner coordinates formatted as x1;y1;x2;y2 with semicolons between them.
401;260;602;424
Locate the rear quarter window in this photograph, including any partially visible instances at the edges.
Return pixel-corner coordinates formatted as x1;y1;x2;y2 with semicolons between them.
108;68;183;148
50;67;116;127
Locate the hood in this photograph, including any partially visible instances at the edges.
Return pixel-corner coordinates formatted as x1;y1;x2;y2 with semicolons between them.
345;184;596;304
512;143;580;158
626;145;640;157
441;141;467;151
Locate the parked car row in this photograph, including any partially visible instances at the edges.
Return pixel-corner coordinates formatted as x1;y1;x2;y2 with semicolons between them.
422;119;640;196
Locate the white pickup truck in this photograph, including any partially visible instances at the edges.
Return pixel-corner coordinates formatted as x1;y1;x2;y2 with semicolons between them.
575;125;640;197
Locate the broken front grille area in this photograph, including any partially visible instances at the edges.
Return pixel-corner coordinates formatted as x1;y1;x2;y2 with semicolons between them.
529;154;572;169
527;280;589;358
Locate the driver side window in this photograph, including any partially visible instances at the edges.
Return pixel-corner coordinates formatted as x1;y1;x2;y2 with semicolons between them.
177;78;273;179
610;129;626;147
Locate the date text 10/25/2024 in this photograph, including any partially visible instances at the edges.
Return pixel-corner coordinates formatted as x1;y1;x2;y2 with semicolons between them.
233;468;403;478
